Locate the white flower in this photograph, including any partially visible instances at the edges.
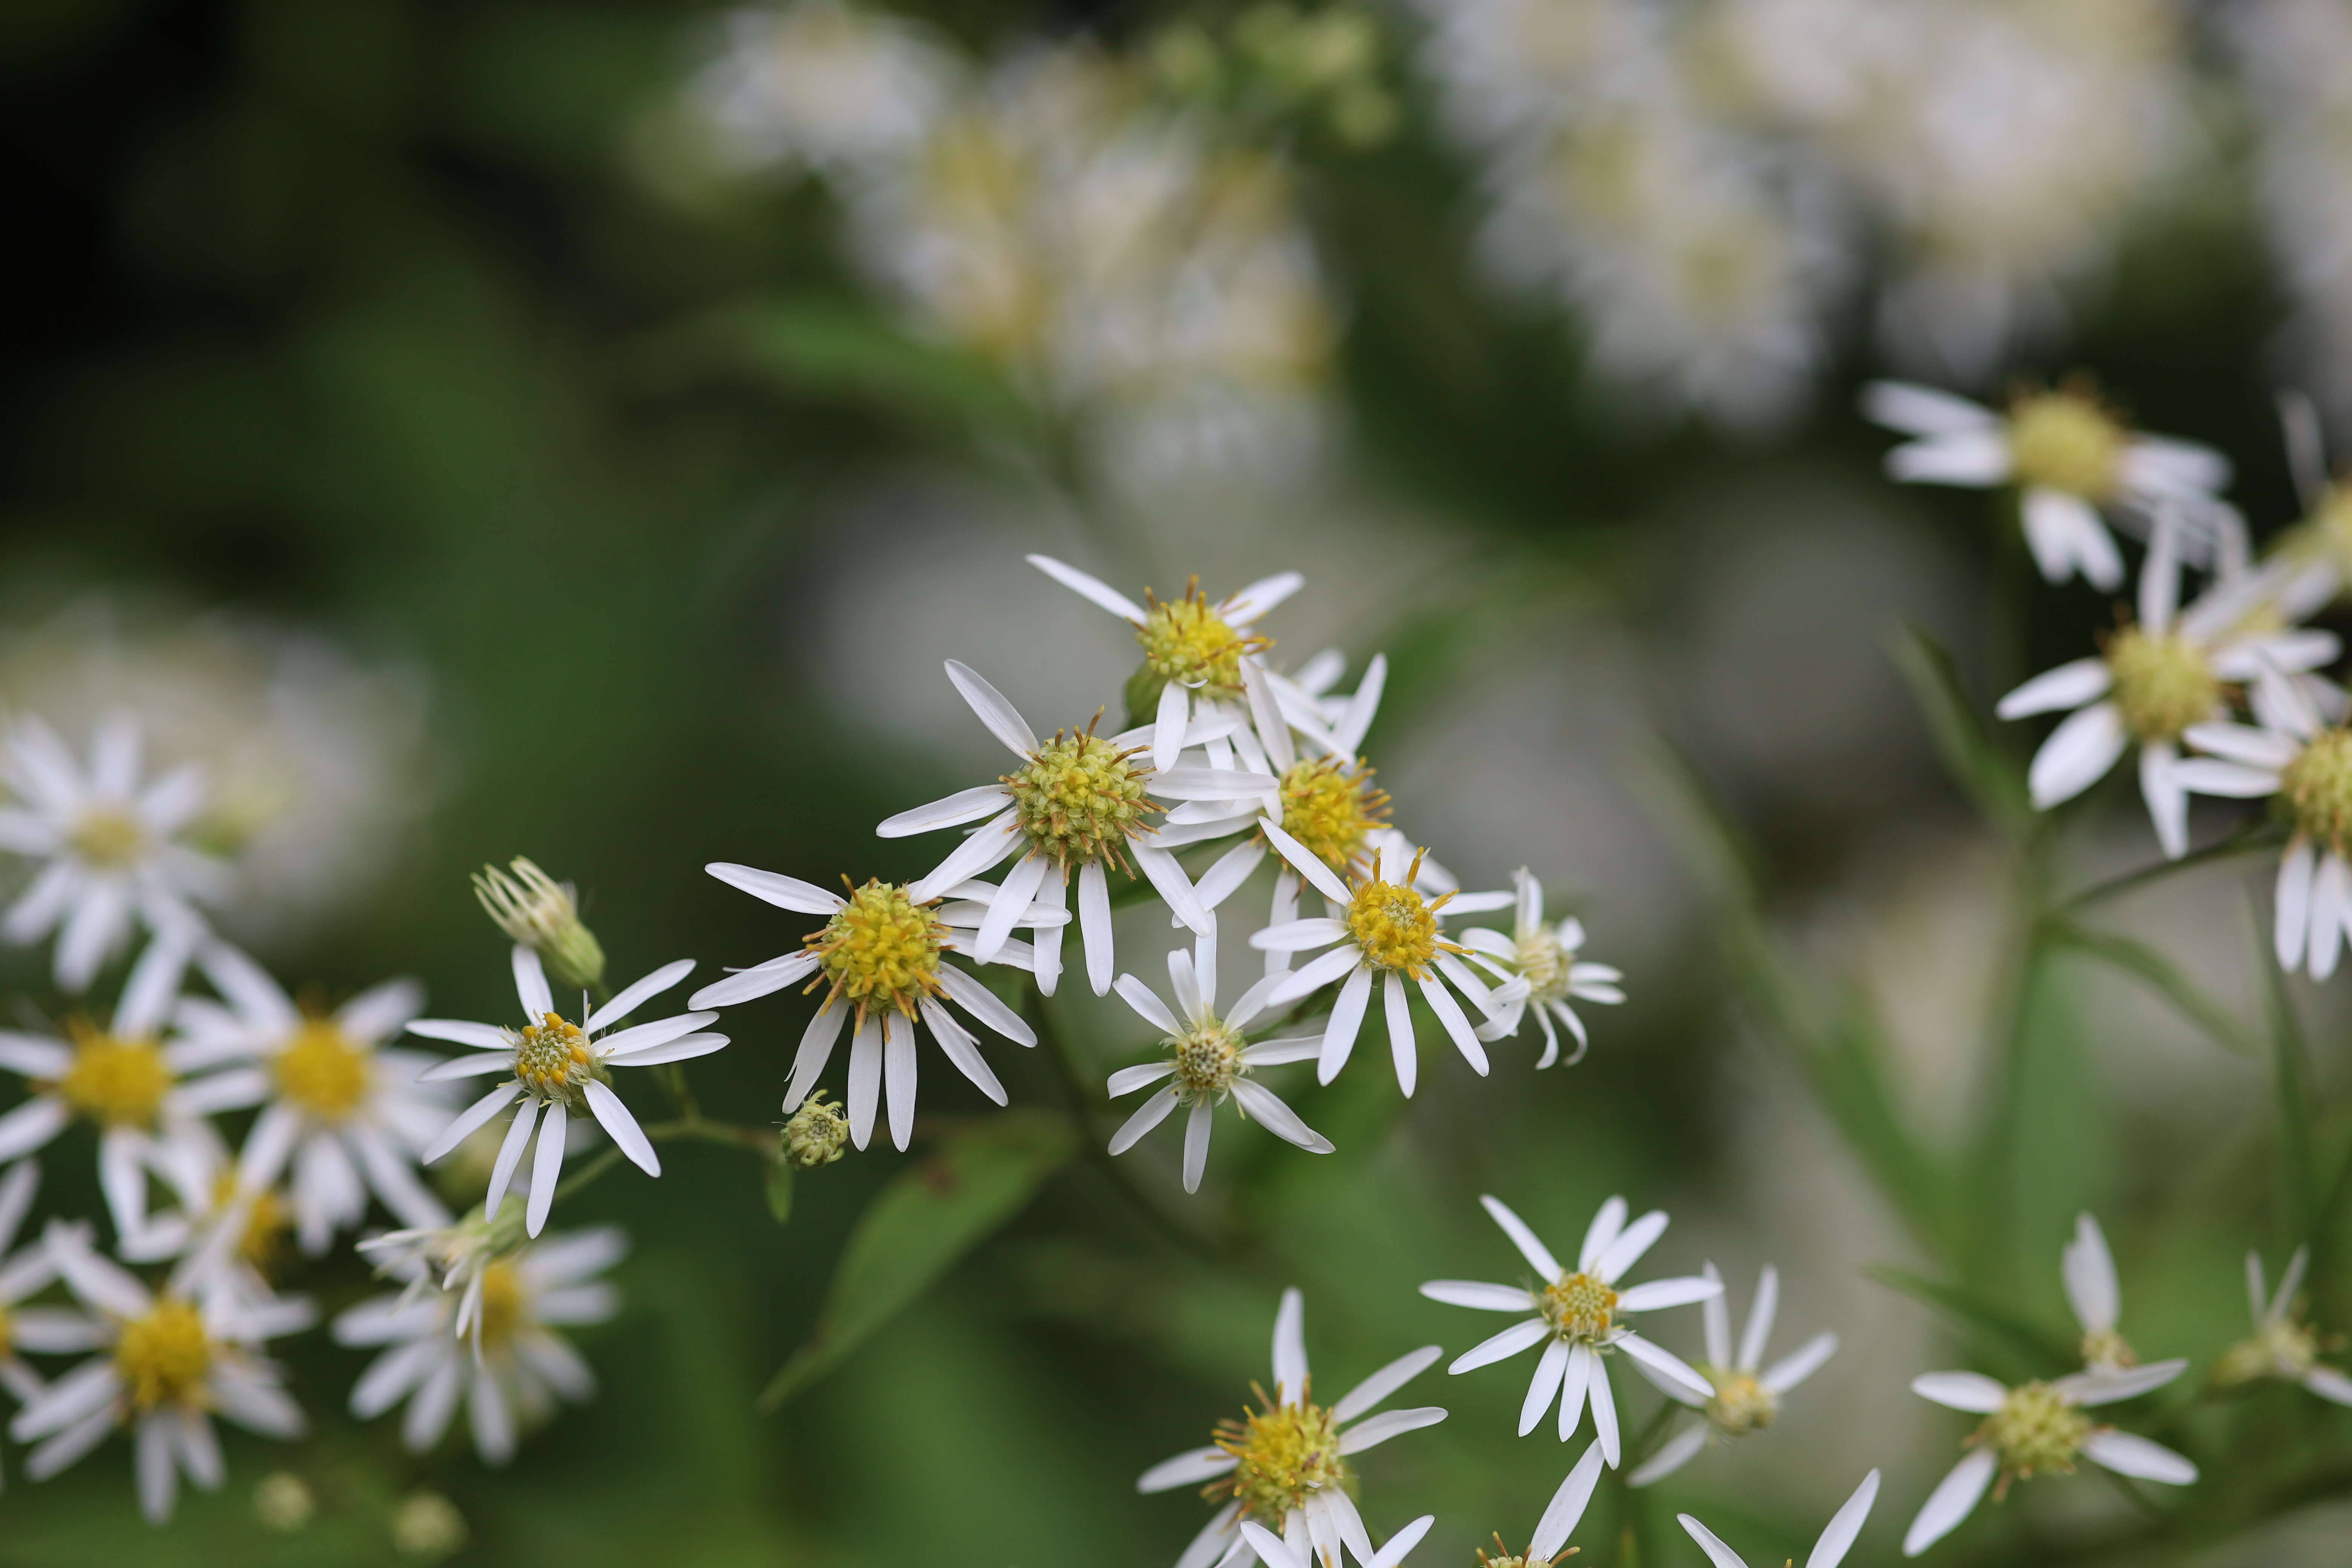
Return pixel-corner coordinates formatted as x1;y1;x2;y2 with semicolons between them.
876;660;1213;995
111;1119;297;1314
1421;1194;1720;1468
2172;665;2352;976
1997;527;2334;858
2062;1213;2139;1372
0;936;250;1239
686;0;957;176
1865;379;2234;590
335;1225;620;1465
410;948;727;1237
1680;1468;1877;1568
1106;931;1331;1193
1902;1361;2193;1557
1137;1287;1446;1568
1458;870;1623;1064
159;942;452;1252
0;714;224;993
689;868;1047;1150
0;1163;104;1425
1629;1262;1837;1487
1237;1513;1433;1568
1249;835;1520;1096
1446;1442;1608;1568
2212;1246;2352;1405
9;1220;309;1524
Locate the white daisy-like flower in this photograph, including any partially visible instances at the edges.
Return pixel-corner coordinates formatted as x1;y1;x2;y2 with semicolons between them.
2172;665;2352;976
1864;378;2234;590
9;1220;309;1524
1248;835;1520;1096
876;661;1214;997
113;1118;298;1314
1452;1441;1609;1568
1137;1288;1446;1568
1901;1360;2193;1557
335;1224;620;1465
688;867;1048;1150
1996;526;2335;858
0;1162;102;1423
1629;1262;1838;1487
157;942;452;1252
0;936;251;1239
1421;1194;1719;1468
2212;1246;2352;1406
1458;870;1624;1064
409;948;726;1237
0;714;225;994
2061;1213;2140;1373
1239;1513;1435;1568
1680;1468;1877;1568
1106;931;1331;1193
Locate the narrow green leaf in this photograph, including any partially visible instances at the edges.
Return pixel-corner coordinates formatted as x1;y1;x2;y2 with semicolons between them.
758;1112;1075;1411
2254;900;2320;1243
764;1160;795;1225
2044;917;2257;1056
1868;1265;2074;1379
1889;625;2030;833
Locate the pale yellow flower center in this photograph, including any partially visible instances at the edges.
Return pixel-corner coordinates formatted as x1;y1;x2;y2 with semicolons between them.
115;1299;214;1412
52;1024;173;1129
1344;860;1455;978
69;807;146;868
273;1017;372;1122
1276;759;1387;873
1541;1271;1618;1341
807;880;947;1023
1136;580;1269;698
1005;728;1159;871
475;1260;524;1350
1170;1019;1244;1100
1703;1368;1778;1436
512;1014;598;1102
2281;731;2352;857
2216;1318;2323;1386
1973;1382;2088;1478
2104;626;2218;743
1211;1384;1351;1522
2007;389;2125;500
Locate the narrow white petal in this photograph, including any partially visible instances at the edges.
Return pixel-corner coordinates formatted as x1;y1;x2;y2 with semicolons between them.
2027;702;2127;808
1271;1288;1308;1405
1759;1331;1838;1394
943;660;1039;756
1334;1404;1445;1454
1904;1450;1997;1557
2081;1430;2197;1485
2063;1213;2120;1335
1331;1344;1441;1423
704;862;844;914
1911;1370;2007;1413
1028;554;1147;622
1482;1194;1564;1278
582;1081;660;1176
1447;1317;1549;1373
1807;1469;1880;1568
1531;1438;1610;1557
1737;1264;1779;1369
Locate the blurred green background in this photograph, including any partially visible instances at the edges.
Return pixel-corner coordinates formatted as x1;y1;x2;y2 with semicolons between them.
4;0;2352;1564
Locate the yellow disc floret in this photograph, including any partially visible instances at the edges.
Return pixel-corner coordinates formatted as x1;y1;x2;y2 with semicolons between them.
1170;1019;1245;1101
1703;1368;1778;1437
1540;1271;1619;1341
2080;1328;2138;1371
1477;1533;1576;1568
1974;1383;2089;1478
1135;578;1270;700
209;1173;292;1276
1276;759;1387;873
2215;1317;2332;1387
273;1016;372;1122
115;1299;214;1412
2104;626;2219;743
1211;1381;1352;1522
805;879;948;1024
475;1260;524;1351
2280;730;2352;857
2006;385;2126;500
1004;722;1160;872
511;1014;600;1104
51;1020;173;1129
1343;852;1457;979
69;807;146;868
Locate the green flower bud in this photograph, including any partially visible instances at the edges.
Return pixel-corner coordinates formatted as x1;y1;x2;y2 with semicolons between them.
782;1091;852;1169
473;856;605;992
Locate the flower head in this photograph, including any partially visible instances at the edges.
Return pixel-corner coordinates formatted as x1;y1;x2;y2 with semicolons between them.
473;858;605;994
1459;870;1624;1066
2212;1246;2352;1406
1628;1262;1837;1487
1678;1469;1878;1568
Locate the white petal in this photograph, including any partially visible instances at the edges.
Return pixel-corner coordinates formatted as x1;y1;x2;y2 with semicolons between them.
1481;1194;1564;1279
584;959;696;1031
1258;816;1352;905
1594;1210;1668;1283
421;1082;522;1164
1519;1335;1571;1435
2081;1430;2197;1485
1180;1100;1214;1193
1331;1344;1441;1423
2141;743;2188;859
883;1012;919;1152
1138;1445;1239;1493
1701;1263;1732;1369
1271;1288;1308;1404
582;1081;660;1176
2278;839;2318;972
935;963;1035;1045
2027;702;2127;808
1028;554;1147;622
1531;1438;1610;1558
525;1102;567;1236
1911;1370;2006;1413
917;996;1008;1107
1759;1331;1838;1394
1108;1086;1182;1155
1677;1516;1750;1568
1807;1469;1880;1568
511;945;553;1019
1420;1279;1535;1312
1903;1449;1997;1557
1627;1423;1709;1488
1577;1197;1627;1273
704;863;843;914
877;784;1014;838
1335;1404;1445;1453
944;660;1039;757
905;810;1023;903
1615;1333;1714;1401
1447;1317;1549;1373
2052;1360;2187;1406
2063;1213;2119;1335
1618;1275;1723;1312
1314;964;1373;1086
2171;758;2284;798
1229;1080;1329;1153
1863;381;1997;436
1080;861;1114;996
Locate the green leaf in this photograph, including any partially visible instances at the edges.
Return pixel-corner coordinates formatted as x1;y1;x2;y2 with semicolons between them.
764;1160;795;1225
758;1112;1076;1410
1868;1265;2074;1380
2255;904;2321;1241
1890;624;2030;833
2044;917;2257;1056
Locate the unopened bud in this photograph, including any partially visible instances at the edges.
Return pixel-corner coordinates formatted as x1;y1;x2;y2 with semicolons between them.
473;856;605;992
392;1490;468;1562
782;1091;852;1169
253;1472;315;1533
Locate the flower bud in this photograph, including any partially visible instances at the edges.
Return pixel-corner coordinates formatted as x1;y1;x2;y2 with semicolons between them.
392;1491;468;1562
782;1091;852;1169
253;1472;315;1533
473;857;605;992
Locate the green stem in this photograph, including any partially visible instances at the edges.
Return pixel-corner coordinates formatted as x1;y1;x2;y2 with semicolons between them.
2055;824;2281;915
547;1116;772;1205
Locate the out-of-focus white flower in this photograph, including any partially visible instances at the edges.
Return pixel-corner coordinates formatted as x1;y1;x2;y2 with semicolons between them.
688;0;957;175
1629;1262;1836;1486
1136;1287;1445;1568
2213;1246;2352;1406
335;1225;620;1465
1106;931;1330;1193
10;1221;309;1524
1679;1469;1877;1568
1441;1443;1606;1568
690;868;1045;1150
1458;869;1623;1065
0;715;221;994
114;1119;298;1313
1902;1361;2192;1556
1997;528;2332;856
1421;1194;1719;1468
0;1163;99;1430
410;949;725;1237
1866;380;2235;590
1239;1511;1436;1568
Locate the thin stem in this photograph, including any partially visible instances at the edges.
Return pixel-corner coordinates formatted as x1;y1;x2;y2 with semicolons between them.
547;1116;772;1205
2055;824;2281;914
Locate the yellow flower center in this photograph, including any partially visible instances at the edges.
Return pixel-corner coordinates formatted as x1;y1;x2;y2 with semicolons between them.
273;1017;372;1122
1973;1382;2089;1478
2216;1318;2323;1386
511;1014;599;1102
806;880;948;1023
2280;731;2352;857
1477;1535;1574;1568
1541;1271;1619;1341
2006;388;2125;500
1515;923;1568;1002
0;1302;12;1359
1276;759;1387;873
52;1022;173;1129
2311;484;2352;571
69;807;146;868
1211;1383;1352;1522
1004;726;1160;872
1344;857;1454;977
475;1260;524;1350
1170;1019;1244;1099
1135;579;1269;700
1703;1368;1778;1437
2103;626;2219;743
207;1172;292;1275
2080;1328;2137;1371
115;1299;214;1412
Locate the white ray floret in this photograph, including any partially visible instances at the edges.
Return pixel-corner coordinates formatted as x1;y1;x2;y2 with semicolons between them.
2211;1246;2352;1406
1629;1262;1837;1486
1138;1287;1445;1568
0;1161;102;1462
2062;1213;2139;1372
410;948;727;1237
1420;1193;1720;1468
1680;1468;1878;1568
1459;869;1624;1064
9;1220;310;1524
1107;931;1332;1193
0;714;227;994
689;867;1046;1151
